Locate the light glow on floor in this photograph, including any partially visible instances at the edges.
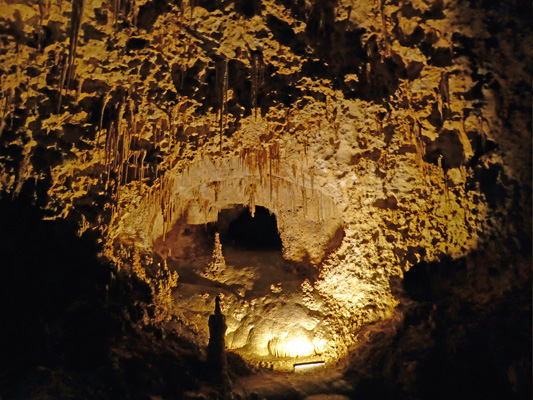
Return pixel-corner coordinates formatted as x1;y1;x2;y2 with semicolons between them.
293;361;326;372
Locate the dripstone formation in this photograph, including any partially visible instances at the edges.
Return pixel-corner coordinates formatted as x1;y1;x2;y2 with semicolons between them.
207;296;231;394
0;0;531;398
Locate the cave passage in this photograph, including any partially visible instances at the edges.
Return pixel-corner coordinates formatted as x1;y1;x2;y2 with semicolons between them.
219;206;282;251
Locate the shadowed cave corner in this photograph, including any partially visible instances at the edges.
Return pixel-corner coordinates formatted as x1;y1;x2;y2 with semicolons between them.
342;250;532;400
0;187;253;400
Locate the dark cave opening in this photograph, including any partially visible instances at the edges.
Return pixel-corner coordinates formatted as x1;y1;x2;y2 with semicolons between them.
218;206;282;251
403;256;466;302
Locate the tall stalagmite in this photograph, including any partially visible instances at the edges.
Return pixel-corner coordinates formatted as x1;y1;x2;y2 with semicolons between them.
0;0;531;398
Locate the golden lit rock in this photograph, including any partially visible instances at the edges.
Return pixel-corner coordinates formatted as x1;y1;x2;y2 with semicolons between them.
0;0;530;396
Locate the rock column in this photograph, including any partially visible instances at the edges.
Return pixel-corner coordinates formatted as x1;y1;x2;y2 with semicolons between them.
207;296;231;394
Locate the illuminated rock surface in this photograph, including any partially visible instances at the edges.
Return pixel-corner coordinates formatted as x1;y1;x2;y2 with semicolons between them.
0;0;531;398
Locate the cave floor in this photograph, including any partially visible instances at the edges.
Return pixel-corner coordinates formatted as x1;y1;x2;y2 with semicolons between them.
169;244;329;369
182;364;351;400
171;246;311;301
232;366;351;400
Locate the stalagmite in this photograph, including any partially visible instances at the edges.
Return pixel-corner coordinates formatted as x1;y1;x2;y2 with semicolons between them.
207;296;231;394
204;233;226;281
0;0;529;394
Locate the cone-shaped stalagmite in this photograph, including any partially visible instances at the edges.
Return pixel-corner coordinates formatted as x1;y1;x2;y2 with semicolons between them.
207;296;231;393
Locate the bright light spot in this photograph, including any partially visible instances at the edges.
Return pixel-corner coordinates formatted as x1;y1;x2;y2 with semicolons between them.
294;361;325;372
313;337;326;354
268;335;314;358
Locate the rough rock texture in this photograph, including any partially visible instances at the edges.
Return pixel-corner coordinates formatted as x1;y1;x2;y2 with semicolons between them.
0;0;531;397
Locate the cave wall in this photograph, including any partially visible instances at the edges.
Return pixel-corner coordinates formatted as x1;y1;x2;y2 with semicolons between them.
1;0;531;366
116;155;344;263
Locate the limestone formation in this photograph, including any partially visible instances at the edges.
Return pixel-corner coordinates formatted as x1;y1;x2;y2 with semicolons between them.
207;296;231;393
0;0;530;387
203;232;227;281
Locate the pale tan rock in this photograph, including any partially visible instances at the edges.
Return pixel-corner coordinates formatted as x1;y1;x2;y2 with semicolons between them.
0;0;529;370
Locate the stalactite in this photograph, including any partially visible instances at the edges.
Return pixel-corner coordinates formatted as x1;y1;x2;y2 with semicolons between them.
439;72;450;111
168;199;173;226
438;155;449;210
115;101;126;186
257;147;267;183
222;58;228;152
121;136;128;185
139;150;146;193
179;0;185;28
301;170;307;217
318;196;323;223
202;198;210;223
310;167;315;196
129;97;136;135
239;147;247;169
407;113;427;182
299;137;307;165
1;93;9;136
167;107;174;151
0;88;12;127
57;51;68;113
97;94;111;147
104;123;110;178
105;121;115;190
269;149;273;201
332;103;339;137
132;151;139;181
376;117;383;140
130;0;139;27
248;182;256;217
161;177;169;242
378;0;391;57
122;99;136;185
115;176;121;207
58;0;84;112
113;0;120;30
437;73;450;121
112;106;121;174
38;0;50;28
189;0;195;27
216;58;228;154
75;77;84;104
251;51;263;120
270;142;280;173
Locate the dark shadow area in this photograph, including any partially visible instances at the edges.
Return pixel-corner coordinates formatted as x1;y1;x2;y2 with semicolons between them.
403;256;466;302
0;185;236;399
219;206;282;251
345;248;532;400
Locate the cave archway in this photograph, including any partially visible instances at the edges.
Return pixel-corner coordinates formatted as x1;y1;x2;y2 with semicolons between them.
149;200;343;368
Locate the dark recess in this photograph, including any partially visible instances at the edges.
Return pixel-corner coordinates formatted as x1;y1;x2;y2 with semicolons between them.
219;206;283;251
0;187;210;399
235;0;262;17
403;256;466;301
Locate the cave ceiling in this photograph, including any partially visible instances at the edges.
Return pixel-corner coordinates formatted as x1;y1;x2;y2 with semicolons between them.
0;0;531;368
